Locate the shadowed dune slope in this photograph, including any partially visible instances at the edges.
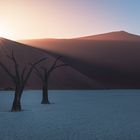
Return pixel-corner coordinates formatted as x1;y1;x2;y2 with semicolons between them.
20;31;140;88
0;38;100;90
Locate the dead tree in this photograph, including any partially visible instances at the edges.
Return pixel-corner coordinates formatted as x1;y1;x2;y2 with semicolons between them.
32;56;68;104
0;50;46;112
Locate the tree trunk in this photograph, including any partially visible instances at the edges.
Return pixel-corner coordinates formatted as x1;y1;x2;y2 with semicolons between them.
11;89;22;112
41;85;50;104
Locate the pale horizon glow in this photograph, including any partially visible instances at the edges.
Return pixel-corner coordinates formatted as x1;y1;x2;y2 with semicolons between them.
0;0;140;40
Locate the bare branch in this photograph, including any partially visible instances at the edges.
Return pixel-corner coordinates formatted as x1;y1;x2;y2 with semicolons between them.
49;64;68;74
7;50;20;82
35;71;44;81
30;63;44;81
23;57;47;85
47;56;68;76
49;56;62;73
40;67;48;80
32;57;47;66
21;65;27;82
0;62;16;83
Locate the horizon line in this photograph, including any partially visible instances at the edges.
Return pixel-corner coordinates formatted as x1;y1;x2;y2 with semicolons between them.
0;30;140;41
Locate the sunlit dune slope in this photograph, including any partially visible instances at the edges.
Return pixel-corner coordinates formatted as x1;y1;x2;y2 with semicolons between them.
20;31;140;88
0;38;100;89
78;31;140;41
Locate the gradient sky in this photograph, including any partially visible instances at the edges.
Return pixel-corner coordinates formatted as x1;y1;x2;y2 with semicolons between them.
0;0;140;40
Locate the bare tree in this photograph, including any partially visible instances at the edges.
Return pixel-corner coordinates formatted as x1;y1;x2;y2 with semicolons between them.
0;50;46;112
32;56;68;104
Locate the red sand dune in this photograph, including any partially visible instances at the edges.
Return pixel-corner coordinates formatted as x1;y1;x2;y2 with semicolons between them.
20;31;140;88
0;38;100;90
78;31;140;41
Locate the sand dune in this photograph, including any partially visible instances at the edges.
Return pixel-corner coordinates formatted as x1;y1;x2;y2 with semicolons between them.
78;31;140;41
0;38;99;89
20;31;140;88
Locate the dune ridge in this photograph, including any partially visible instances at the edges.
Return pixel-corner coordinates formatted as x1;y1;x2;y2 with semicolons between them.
19;31;140;88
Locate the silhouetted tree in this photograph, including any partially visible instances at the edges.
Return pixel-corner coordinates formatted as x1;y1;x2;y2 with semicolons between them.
32;56;68;104
0;50;46;112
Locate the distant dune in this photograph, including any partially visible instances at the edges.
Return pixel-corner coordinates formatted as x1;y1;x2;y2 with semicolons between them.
78;31;140;41
20;31;140;89
0;38;100;90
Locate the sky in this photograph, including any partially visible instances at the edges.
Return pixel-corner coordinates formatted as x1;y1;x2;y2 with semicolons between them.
0;0;140;40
